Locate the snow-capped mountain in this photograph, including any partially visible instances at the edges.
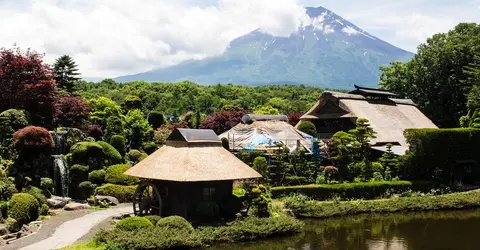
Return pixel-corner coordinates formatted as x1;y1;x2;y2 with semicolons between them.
115;7;414;89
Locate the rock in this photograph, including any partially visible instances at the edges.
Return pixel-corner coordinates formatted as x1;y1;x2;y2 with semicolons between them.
64;202;90;211
94;195;119;206
112;213;131;220
47;196;71;209
0;225;7;236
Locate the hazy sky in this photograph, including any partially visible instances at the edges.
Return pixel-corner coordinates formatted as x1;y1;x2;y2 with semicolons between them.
1;0;479;78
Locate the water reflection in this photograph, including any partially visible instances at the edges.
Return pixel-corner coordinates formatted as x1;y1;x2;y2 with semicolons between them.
205;209;480;250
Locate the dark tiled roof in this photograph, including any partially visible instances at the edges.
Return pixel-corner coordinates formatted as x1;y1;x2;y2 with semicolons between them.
167;128;220;142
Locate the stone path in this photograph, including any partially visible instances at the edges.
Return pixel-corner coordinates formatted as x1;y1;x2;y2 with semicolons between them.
18;204;132;250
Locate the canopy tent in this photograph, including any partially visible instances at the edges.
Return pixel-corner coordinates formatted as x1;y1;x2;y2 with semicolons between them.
218;119;316;153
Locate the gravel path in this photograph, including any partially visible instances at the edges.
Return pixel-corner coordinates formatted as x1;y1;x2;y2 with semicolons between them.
6;204;132;250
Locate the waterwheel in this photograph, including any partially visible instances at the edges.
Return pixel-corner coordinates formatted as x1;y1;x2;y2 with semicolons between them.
133;181;162;216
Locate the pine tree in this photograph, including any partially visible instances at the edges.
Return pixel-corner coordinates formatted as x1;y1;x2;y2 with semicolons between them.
54;55;80;92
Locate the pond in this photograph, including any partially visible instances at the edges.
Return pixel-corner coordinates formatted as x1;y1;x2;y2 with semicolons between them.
206;209;480;250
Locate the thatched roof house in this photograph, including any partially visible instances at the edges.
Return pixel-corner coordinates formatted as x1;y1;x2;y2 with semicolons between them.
299;85;437;155
219;114;314;153
125;128;261;219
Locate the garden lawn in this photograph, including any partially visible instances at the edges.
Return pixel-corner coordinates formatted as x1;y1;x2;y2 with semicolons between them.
284;189;480;218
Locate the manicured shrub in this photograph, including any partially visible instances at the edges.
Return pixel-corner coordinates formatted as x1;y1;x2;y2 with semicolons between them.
402;128;480;183
156;216;194;233
70;142;103;165
0;109;30;138
109;135;126;157
116;216;153;231
148;110;165;129
144;215;162;225
5;217;20;232
297;121;317;136
13;126;53;156
40;203;49;216
253;156;268;178
0;178;17;201
40;177;54;197
88;169;106;184
271;181;431;200
27;186;47;205
105;164;139;185
95;184;137;203
195;201;220;220
221;137;229;150
78;181;95;200
128;150;148;164
8;193;40;225
141;141;157;155
122;95;143;111
97;141;123;165
69;164;89;183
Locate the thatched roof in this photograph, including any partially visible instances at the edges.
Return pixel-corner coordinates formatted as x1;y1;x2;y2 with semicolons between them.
124;128;261;182
300;91;437;146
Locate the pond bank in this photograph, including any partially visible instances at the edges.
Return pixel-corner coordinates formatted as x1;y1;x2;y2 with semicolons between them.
283;189;480;218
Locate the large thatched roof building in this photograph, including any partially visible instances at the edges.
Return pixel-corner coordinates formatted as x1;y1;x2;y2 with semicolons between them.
219;114;314;153
299;85;437;155
125;128;261;219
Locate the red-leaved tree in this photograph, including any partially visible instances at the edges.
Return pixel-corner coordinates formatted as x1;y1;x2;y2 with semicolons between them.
199;110;246;134
53;95;92;128
13;126;53;156
0;46;57;126
287;112;304;127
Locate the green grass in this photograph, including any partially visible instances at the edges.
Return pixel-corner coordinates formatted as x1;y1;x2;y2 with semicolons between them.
283;189;480;218
59;241;105;250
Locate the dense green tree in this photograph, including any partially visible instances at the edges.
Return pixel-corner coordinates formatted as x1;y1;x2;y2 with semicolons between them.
122;95;143;112
104;116;125;142
147;111;165;129
88;97;123;127
380;23;480;127
125;109;153;149
54;55;80;92
253;105;280;115
460;53;480;128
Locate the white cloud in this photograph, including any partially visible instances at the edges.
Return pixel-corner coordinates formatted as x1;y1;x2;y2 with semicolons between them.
0;0;310;78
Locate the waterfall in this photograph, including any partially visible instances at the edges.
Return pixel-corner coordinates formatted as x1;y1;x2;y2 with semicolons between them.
53;155;69;197
50;131;67;155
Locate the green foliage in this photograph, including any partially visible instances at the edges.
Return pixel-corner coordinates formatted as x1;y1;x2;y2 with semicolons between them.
125;109;153;149
220;137;229;150
271;181;425;200
109;135;126;157
122;95;143;112
285;189;480;218
97;141;123;165
127;150;148;164
116;216;153;231
297;121;317;136
153;127;171;146
252;156;268;179
147;111;165;129
54;55;80;92
40;203;49;216
105;164;139;185
141;142;157;155
0;201;8;219
5;217;20;233
254;105;280;115
378;144;399;179
104;116;125;142
78;181;95;200
0;109;30;139
27;186;47;205
95;184;137;203
0;177;16;201
69;164;89;184
88;170;106;185
144;215;162;225
88;97;123;127
8;193;40;225
156;216;194;232
380;23;480;127
401;128;480;183
70;142;103;165
195;201;220;220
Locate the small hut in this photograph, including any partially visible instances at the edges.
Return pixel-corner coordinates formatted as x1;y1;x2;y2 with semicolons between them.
124;128;261;220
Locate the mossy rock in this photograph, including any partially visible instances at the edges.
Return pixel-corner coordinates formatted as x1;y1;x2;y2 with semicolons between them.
116;216;153;231
40;204;49;216
97;141;123;165
105;164;139;185
5;217;20;232
88;169;106;184
8;193;40;225
141;142;157;155
156;216;193;232
40;178;54;198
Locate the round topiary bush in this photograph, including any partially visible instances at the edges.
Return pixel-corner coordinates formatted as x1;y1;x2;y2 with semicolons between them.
144;215;162;225
297;121;317;137
27;186;47;205
116;216;153;231
5;217;20;232
69;164;89;183
70;141;104;165
156;216;193;232
97;141;123;165
40;203;49;216
78;181;95;200
105;164;139;185
94;184;137;203
141;142;157;155
110;135;126;157
196;201;220;220
221;137;229;150
127;150;148;164
40;177;54;197
88;169;106;184
13;126;53;156
148;110;165;129
8;193;40;225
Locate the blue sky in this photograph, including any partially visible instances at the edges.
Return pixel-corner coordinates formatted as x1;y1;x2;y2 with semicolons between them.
1;0;478;78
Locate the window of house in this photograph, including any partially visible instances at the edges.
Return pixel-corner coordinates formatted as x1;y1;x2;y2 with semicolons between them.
203;187;215;201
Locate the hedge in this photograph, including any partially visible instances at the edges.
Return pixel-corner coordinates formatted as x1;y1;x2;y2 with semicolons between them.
271;181;434;200
402;128;480;183
156;216;194;232
105;164;139;185
95;184;137;203
8;193;40;225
